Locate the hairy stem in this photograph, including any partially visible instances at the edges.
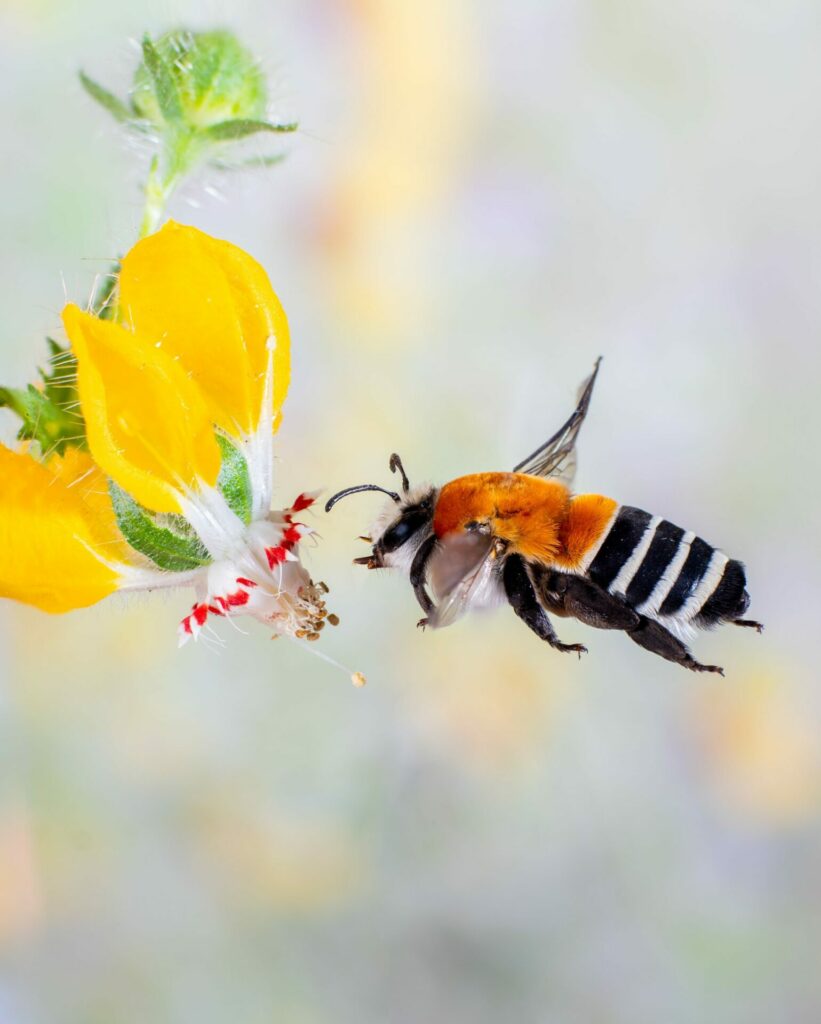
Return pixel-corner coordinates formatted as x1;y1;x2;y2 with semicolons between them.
139;157;180;238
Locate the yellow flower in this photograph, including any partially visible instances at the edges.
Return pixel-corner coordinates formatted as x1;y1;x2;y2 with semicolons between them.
0;222;334;645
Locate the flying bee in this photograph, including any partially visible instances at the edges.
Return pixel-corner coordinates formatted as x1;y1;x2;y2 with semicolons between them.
325;359;762;674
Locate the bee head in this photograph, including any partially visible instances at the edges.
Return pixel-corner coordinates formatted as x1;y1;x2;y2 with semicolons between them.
325;453;437;570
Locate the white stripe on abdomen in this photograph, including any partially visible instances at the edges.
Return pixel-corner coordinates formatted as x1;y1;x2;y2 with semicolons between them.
637;530;695;618
608;516;662;595
679;550;729;622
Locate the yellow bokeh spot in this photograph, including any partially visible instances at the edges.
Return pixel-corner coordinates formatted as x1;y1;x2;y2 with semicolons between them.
690;668;821;827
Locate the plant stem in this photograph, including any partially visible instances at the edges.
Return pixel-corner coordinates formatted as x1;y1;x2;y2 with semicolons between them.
138;133;197;237
139;157;179;238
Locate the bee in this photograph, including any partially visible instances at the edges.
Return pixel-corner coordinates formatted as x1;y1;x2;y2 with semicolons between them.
325;359;762;674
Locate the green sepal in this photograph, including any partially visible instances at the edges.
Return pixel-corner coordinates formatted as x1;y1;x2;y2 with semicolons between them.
211;153;287;172
216;434;252;524
78;72;131;123
0;339;86;457
140;35;184;124
203;118;298;142
108;436;252;570
109;481;211;572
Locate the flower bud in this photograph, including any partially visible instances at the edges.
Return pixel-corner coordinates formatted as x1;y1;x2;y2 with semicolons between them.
132;29;267;131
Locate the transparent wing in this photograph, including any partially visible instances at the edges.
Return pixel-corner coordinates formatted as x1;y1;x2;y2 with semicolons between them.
427;534;505;629
513;357;602;487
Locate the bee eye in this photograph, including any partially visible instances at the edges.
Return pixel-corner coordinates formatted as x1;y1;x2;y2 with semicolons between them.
381;518;415;552
379;503;433;553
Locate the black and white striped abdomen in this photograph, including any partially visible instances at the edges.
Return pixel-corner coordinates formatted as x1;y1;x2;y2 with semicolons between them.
585;506;749;633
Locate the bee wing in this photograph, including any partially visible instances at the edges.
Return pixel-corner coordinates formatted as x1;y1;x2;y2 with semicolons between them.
427;535;505;629
512;357;602;487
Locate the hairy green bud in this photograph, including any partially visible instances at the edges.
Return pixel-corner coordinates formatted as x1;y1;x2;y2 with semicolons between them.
132;29;268;130
78;28;297;238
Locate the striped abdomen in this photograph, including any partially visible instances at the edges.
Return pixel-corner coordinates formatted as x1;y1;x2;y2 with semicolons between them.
579;505;749;631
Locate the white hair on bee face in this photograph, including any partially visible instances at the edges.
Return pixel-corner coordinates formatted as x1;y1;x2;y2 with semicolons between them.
370;484;437;573
369;484;435;545
369;497;404;546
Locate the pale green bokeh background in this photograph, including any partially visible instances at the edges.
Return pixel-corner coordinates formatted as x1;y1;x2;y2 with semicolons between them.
1;2;820;1022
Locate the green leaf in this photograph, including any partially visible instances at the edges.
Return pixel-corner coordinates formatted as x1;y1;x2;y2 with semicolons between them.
0;384;31;423
0;383;83;456
79;71;132;123
202;118;298;142
210;153;287;172
90;264;120;321
41;337;80;403
216;434;252;524
0;340;86;456
140;34;184;124
109;481;211;572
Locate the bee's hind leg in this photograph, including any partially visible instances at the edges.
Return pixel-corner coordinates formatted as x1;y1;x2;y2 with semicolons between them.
533;570;641;631
628;617;724;675
503;555;587;657
531;567;724;674
733;618;764;632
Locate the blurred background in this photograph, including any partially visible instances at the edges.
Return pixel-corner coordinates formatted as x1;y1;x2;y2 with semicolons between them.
1;1;820;1021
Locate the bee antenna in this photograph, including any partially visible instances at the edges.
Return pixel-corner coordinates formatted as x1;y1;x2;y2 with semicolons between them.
325;484;402;513
389;453;410;493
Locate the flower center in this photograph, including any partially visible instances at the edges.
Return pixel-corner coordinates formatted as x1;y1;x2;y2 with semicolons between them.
177;492;338;646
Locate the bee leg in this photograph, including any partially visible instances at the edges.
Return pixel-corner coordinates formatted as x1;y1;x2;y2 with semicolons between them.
533;569;641;631
410;533;438;627
628;616;724;675
733;618;764;632
503;555;587;657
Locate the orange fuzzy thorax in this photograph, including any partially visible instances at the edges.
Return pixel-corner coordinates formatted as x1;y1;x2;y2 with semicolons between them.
434;473;569;562
433;473;617;568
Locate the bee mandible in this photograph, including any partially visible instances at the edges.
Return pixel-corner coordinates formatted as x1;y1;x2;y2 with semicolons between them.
325;360;762;674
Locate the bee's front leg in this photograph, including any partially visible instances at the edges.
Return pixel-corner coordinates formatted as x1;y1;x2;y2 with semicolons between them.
502;555;587;657
410;534;438;628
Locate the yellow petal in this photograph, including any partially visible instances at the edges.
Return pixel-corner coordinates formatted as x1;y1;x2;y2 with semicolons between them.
0;444;120;613
44;447;131;562
62;304;221;514
118;221;291;436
